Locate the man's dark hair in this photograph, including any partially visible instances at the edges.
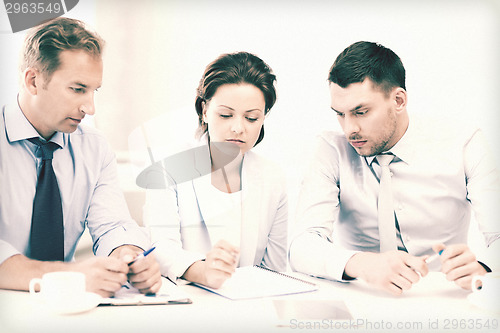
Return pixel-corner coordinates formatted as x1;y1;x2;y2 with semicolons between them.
328;41;406;95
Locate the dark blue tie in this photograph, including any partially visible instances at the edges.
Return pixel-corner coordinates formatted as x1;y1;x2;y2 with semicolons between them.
28;138;64;261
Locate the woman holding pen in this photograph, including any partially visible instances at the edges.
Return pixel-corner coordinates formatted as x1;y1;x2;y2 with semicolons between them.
143;52;287;288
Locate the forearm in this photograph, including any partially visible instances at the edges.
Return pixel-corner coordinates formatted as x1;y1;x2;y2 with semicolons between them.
109;244;144;259
181;260;207;285
182;246;237;289
0;254;67;291
343;252;374;279
289;232;358;281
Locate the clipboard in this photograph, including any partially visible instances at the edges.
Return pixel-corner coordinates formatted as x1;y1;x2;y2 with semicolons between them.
99;278;192;306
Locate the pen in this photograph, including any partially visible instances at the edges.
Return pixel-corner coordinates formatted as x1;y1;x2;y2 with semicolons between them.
129;246;156;265
425;249;444;264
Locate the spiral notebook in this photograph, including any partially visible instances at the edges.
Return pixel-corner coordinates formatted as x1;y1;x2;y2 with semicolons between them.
193;266;318;300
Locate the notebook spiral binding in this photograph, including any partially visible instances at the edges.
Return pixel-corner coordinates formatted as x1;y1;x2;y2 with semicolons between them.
255;265;317;286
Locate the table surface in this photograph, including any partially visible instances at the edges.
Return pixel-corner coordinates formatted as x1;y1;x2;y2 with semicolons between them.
1;272;499;333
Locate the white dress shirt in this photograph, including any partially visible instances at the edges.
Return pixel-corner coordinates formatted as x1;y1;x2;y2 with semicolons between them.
289;115;500;281
202;182;242;248
0;100;150;264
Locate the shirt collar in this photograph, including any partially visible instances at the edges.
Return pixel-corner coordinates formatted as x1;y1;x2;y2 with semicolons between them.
366;155;377;165
388;117;415;165
4;97;65;148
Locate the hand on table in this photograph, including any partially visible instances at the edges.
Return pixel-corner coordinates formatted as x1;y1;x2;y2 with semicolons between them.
344;251;428;296
71;256;129;297
203;240;240;288
184;240;240;289
109;245;162;295
432;243;487;290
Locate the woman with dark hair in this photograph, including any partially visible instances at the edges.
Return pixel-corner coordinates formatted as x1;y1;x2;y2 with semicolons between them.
144;52;287;288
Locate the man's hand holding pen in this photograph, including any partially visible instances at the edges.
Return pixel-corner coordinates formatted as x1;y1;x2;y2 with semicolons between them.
344;243;489;296
432;243;488;290
344;250;429;296
111;245;162;295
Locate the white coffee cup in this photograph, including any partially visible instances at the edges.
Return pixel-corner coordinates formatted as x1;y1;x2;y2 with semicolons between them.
470;272;500;312
471;272;500;294
29;271;86;308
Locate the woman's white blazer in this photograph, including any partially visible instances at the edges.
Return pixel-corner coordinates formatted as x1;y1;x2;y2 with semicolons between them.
143;140;288;282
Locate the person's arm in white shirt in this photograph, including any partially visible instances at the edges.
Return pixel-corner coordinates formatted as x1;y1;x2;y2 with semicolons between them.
260;167;288;272
144;183;206;282
288;135;428;296
0;248;129;297
0;138;162;296
87;138;151;255
464;129;500;271
0;240;160;297
431;129;500;289
289;136;359;281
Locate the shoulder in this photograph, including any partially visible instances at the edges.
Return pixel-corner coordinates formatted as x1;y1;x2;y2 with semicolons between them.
245;150;282;172
71;124;108;143
161;133;205;156
316;130;349;151
413;113;479;136
312;130;353;164
410;114;481;147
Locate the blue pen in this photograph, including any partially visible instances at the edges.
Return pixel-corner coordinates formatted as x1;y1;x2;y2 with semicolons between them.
425;249;444;264
129;246;156;265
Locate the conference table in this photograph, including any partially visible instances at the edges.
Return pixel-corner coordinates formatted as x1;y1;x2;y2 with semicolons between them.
1;272;498;333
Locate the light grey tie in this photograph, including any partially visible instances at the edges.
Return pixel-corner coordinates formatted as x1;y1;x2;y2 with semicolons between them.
377;154;397;252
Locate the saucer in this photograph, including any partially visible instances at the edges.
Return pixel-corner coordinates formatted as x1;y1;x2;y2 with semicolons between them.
35;292;102;315
467;292;500;313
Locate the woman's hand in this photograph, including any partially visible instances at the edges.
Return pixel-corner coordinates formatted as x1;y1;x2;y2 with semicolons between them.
183;240;240;289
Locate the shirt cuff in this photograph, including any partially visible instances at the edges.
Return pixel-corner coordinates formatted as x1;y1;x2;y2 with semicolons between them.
476;238;500;272
289;232;360;282
0;240;21;266
94;224;151;257
153;240;205;282
328;249;360;281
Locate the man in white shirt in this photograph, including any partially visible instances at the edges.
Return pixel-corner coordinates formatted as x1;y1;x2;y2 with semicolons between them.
289;41;499;295
0;18;161;297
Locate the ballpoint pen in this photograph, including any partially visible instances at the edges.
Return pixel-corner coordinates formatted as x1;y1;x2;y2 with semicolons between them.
129;246;156;265
425;249;444;264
